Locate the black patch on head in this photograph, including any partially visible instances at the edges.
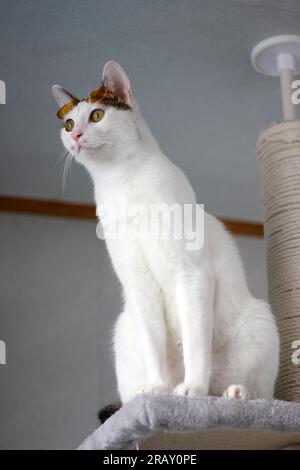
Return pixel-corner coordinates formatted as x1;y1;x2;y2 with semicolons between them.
101;96;132;111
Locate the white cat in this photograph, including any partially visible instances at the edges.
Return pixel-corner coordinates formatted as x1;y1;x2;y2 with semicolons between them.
52;60;279;403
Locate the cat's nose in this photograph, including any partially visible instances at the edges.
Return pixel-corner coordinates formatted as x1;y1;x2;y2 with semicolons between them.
72;131;83;142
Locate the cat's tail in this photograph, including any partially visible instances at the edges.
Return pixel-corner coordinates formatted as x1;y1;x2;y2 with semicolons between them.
98;402;121;424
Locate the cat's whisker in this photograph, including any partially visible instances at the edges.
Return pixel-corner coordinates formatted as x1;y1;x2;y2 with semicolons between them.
62;152;73;192
56;150;69;169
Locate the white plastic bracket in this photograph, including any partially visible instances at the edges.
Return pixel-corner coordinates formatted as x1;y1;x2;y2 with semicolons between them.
251;35;300;121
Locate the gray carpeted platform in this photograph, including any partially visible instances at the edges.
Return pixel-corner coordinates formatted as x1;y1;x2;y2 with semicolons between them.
78;394;300;450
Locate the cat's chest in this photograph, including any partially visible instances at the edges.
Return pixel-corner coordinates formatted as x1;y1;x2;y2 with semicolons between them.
97;185;157;239
97;184;174;284
101;214;171;285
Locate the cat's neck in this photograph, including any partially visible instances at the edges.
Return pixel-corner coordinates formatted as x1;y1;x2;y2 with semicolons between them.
133;99;159;152
88;108;163;199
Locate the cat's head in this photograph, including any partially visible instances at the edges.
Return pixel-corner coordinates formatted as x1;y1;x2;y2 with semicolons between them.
52;61;141;168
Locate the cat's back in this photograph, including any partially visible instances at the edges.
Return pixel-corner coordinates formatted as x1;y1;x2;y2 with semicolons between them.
132;150;196;206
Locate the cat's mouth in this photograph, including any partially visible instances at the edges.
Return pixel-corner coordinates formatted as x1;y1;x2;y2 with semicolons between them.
72;143;107;155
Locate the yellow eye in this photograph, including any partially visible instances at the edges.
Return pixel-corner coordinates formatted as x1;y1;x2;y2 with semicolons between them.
65;119;74;132
90;109;105;123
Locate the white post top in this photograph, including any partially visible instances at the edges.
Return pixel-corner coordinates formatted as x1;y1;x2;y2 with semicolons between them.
251;35;300;76
251;35;300;121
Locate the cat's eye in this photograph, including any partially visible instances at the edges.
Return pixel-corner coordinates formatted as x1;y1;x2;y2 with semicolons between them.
65;119;74;132
90;109;105;123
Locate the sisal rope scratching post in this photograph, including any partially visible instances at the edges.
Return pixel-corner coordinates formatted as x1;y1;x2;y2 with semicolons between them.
257;122;300;401
252;36;300;401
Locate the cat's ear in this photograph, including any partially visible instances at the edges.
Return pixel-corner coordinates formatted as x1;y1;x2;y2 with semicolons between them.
102;61;132;106
52;85;78;108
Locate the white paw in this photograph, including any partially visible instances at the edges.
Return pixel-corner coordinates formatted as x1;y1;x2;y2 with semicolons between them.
139;383;171;395
223;384;250;400
173;382;207;397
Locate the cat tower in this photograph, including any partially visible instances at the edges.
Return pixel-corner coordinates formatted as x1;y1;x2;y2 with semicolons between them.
78;36;300;450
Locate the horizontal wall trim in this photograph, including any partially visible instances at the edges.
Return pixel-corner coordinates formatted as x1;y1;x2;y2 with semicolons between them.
0;195;264;238
221;218;264;238
0;195;96;219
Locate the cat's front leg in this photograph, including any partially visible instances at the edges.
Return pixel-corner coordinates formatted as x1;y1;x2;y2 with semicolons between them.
125;271;172;393
108;238;172;395
114;310;171;403
174;264;214;397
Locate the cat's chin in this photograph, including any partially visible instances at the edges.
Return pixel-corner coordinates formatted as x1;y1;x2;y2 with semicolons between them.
72;146;100;162
72;144;117;167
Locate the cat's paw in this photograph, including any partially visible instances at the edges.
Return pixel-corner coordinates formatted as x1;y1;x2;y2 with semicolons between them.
139;383;171;396
223;384;250;400
173;382;207;397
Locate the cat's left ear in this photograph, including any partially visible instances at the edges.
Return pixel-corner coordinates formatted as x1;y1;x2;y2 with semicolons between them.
102;61;132;106
52;84;78;108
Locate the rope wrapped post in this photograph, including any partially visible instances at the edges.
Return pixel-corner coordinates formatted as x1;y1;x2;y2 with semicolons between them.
257;122;300;401
252;36;300;401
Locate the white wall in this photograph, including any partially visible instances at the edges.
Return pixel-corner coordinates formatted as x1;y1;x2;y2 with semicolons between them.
235;235;268;301
0;213;268;449
1;0;300;221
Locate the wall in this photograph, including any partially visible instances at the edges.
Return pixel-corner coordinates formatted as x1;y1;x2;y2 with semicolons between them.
1;0;300;221
0;213;268;449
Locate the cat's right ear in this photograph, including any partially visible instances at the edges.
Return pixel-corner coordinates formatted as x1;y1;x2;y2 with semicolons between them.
102;61;132;106
52;85;77;108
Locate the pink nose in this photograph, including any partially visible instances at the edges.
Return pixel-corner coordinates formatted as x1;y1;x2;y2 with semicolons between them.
72;132;83;142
